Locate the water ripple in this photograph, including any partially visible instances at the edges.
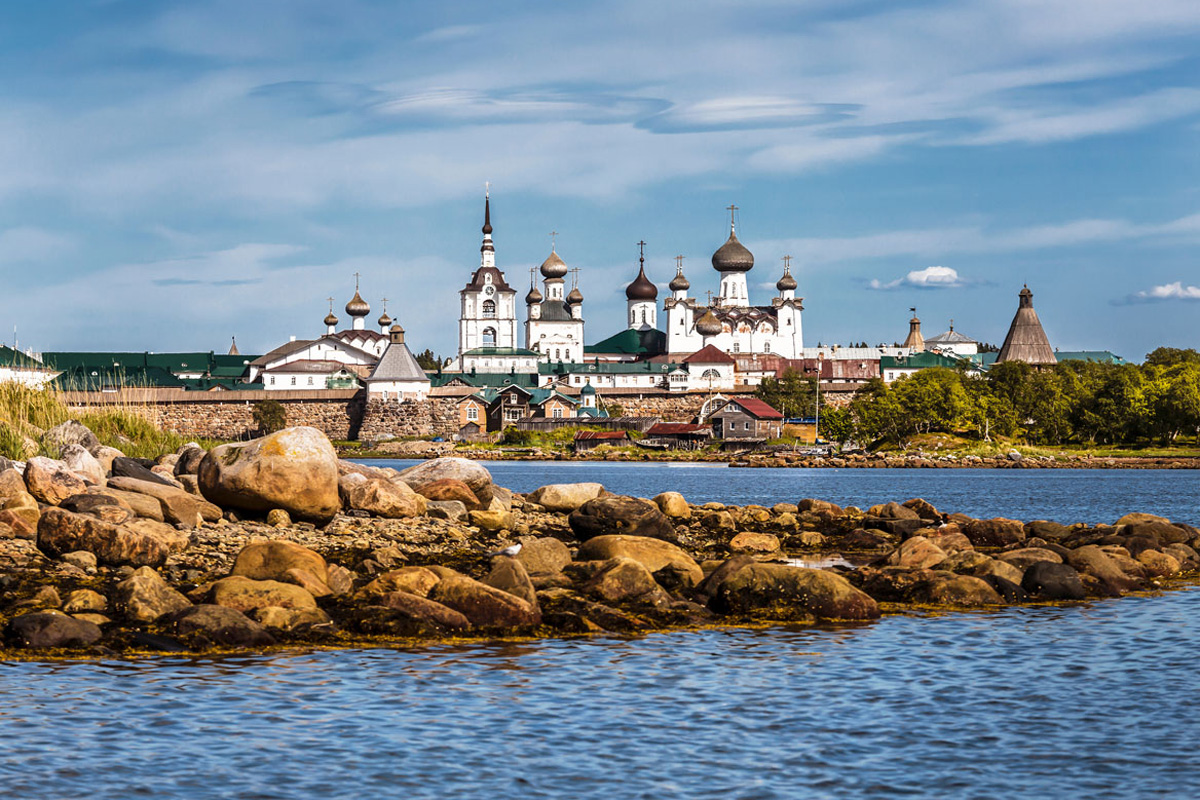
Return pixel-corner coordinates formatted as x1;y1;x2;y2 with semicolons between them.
2;590;1200;798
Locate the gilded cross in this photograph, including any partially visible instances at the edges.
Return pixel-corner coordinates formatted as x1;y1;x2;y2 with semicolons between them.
637;240;646;261
782;255;792;270
570;267;581;288
327;297;334;312
675;254;685;270
353;272;361;291
727;204;738;229
550;230;558;248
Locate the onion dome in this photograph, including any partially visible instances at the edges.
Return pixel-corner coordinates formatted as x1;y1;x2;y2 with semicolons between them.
345;291;370;317
712;227;754;273
669;269;690;292
566;286;584;304
324;311;339;327
626;263;658;301
526;285;543;304
540;249;568;279
776;268;797;292
695;309;722;337
378;311;393;328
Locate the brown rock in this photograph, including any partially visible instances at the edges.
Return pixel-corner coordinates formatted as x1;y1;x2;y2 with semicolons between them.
106;476;223;527
729;531;783;557
429;575;541;627
653;491;692;520
483;556;539;607
205;576;318;612
920;575;1004;606
252;606;332;631
355;567;441;601
1136;549;1181;577
996;548;1062;570
164;605;276;647
380;592;471;630
114;566;192;622
962;518;1026;548
232;540;328;584
527;482;605;513
59;494;134;525
868;501;920;520
199;426;341;522
24;457;87;506
711;563;880;620
886;536;947;569
569;496;677;543
414;478;481;509
397;457;494;507
516;536;572;575
344;478;427;518
63;589;107;613
37;507;170;567
7;611;101;649
584;557;666;604
1064;545;1139;596
60;444;105;485
468;508;514;530
902;498;942;521
576;535;703;586
95;487;164;521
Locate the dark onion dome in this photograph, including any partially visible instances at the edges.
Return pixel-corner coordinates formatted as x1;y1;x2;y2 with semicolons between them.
695;308;722;337
482;194;493;235
540;249;568;279
345;290;370;317
525;285;543;304
712;228;754;273
669;269;690;292
776;268;797;291
324;311;339;327
566;286;584;304
377;312;393;327
626;263;658;301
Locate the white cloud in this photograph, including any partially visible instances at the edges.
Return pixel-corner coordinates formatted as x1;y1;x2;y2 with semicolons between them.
1123;281;1200;303
869;265;965;290
0;227;75;263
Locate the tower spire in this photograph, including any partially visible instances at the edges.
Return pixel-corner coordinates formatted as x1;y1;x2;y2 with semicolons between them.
480;185;495;265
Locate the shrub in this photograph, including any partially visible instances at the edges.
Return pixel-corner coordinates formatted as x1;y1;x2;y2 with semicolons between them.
252;399;287;435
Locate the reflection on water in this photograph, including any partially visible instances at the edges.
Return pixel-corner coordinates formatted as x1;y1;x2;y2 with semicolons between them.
357;460;1200;525
2;588;1198;799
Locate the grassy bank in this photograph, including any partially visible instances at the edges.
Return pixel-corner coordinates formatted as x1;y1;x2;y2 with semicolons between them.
0;383;216;461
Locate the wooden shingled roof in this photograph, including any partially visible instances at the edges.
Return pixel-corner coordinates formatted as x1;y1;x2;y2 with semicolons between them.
996;286;1057;366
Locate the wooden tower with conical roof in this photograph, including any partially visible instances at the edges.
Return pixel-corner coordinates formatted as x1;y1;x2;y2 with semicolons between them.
996;285;1057;368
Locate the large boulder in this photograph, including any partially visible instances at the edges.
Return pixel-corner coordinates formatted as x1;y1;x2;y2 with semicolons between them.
7;611;102;649
413;478;483;510
1123;521;1192;546
174;446;207;477
576;535;703;585
528;483;606;513
886;536;947;569
429;575;541;628
996;548;1062;571
111;457;175;487
569;496;677;543
482;556;539;607
1064;545;1139;596
114;566;192;622
397;457;494;507
355;567;441;601
729;531;783;557
59;494;134;525
24;456;87;506
60;445;105;485
198;427;340;522
584;557;667;604
711;563;879;620
343;478;426;518
380;592;471;630
1021;561;1086;601
917;574;1004;606
163;605;276;647
962;518;1026;548
516;537;572;575
867;501;920;520
96;486;164;521
231;541;329;588
42;420;100;456
653;491;691;520
107;476;222;527
204;576;318;612
37;507;170;567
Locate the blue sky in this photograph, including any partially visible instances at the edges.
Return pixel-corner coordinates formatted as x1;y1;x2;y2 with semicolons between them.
1;0;1198;360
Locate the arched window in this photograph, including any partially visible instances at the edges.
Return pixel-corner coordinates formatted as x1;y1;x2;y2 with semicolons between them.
640;309;647;324
555;348;561;360
482;327;496;346
701;369;720;379
482;299;496;318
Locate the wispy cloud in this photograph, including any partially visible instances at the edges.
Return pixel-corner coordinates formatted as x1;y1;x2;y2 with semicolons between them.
1118;281;1200;304
868;265;966;291
0;227;75;264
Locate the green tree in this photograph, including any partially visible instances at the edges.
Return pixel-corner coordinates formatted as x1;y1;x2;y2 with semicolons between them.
755;368;817;418
818;404;854;444
1144;347;1200;368
252;399;287;435
414;349;448;370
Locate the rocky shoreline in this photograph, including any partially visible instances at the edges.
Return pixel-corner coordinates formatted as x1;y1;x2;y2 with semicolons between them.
353;440;1200;469
1;423;1197;658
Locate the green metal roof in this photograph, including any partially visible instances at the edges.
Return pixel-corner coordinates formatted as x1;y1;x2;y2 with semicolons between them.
1053;351;1127;365
51;365;189;391
881;352;970;370
585;328;667;356
41;350;260;379
0;346;46;369
432;372;541;389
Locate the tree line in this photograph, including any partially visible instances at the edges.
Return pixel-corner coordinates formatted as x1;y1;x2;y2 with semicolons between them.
757;348;1200;448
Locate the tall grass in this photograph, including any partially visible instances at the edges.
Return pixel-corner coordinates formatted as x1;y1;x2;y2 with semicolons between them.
0;382;215;460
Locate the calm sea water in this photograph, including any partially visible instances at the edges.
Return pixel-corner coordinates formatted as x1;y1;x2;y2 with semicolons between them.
360;459;1200;526
4;464;1198;798
2;589;1198;799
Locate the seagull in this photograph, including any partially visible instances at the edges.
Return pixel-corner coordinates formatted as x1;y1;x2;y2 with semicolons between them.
489;542;523;558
